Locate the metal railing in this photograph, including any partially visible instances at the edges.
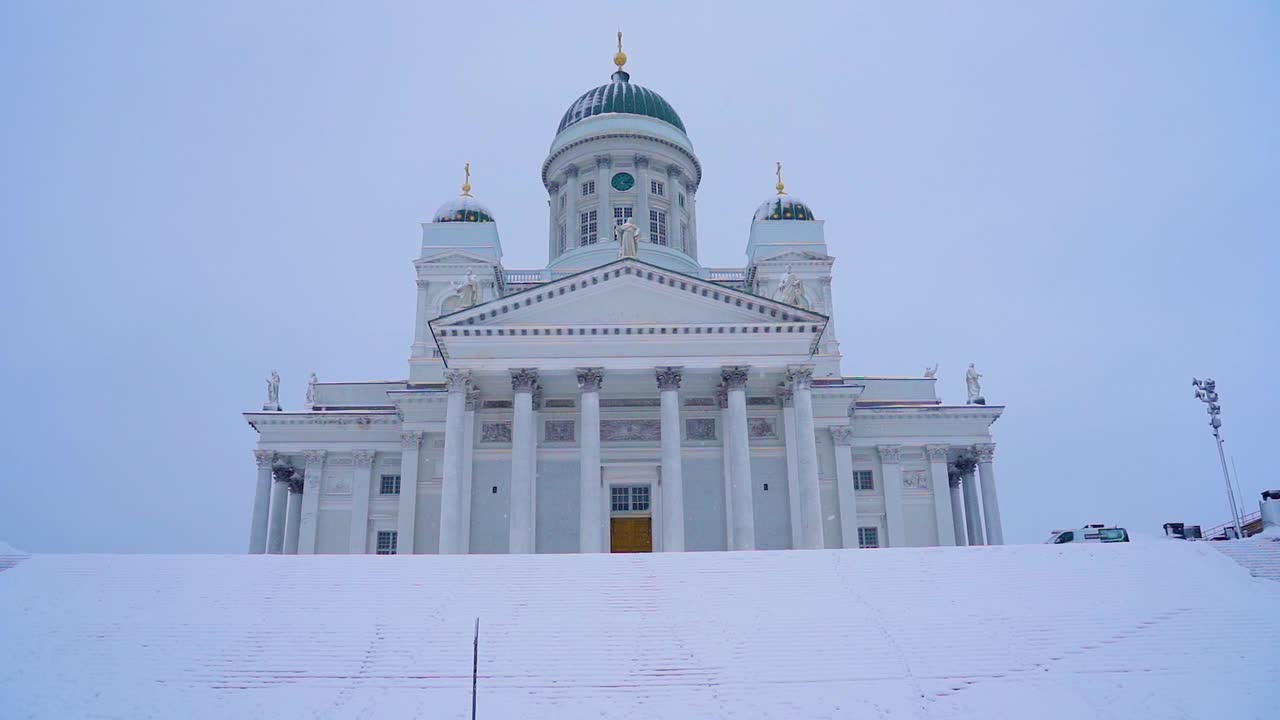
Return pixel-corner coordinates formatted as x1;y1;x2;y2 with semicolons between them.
503;270;544;284
1202;511;1263;540
707;268;746;281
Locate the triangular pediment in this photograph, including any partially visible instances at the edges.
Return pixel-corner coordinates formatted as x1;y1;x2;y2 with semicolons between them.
753;249;832;265
416;249;495;266
432;259;826;329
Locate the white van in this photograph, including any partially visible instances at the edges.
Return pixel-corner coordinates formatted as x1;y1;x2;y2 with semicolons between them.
1045;524;1129;544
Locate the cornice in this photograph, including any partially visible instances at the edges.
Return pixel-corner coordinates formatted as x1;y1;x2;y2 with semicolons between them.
244;412;401;431
542;131;703;190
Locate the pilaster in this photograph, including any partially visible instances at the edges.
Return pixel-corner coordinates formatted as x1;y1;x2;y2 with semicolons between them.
722;366;755;550
297;450;326;554
788;365;823;549
926;445;957;546
830;427;859;549
656;366;685;552
877;445;906;547
398;431;424;554
577;367;604;553
349;450;375;553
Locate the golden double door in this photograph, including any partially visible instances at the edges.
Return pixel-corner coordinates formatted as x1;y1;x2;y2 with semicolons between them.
610;516;653;553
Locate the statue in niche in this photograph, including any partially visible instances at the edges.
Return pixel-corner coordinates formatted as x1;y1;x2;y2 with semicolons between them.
615;218;641;258
452;269;482;309
775;266;807;308
265;370;281;409
306;372;318;407
966;363;985;405
924;364;938;378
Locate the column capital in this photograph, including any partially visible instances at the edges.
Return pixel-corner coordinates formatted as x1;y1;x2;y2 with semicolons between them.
465;387;481;411
715;383;729;409
666;164;681;179
951;454;977;475
876;444;901;464
948;472;962;489
401;430;425;450
253;449;276;468
926;444;950;462
352;450;376;468
720;366;750;390
830;426;854;446
576;367;604;393
444;368;471;393
511;368;539;394
563;163;579;179
776;383;794;407
302;449;327;468
973;443;996;462
786;364;815;390
594;154;612;170
634;154;650;169
655;366;683;392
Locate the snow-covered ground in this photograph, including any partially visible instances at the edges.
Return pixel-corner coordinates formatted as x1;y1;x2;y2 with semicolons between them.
1;542;1277;719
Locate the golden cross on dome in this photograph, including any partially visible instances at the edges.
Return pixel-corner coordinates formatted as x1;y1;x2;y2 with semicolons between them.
614;31;627;71
461;163;472;197
775;161;786;195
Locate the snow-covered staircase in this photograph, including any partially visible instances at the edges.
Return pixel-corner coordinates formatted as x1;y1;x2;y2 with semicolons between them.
1;543;1277;719
1212;536;1280;583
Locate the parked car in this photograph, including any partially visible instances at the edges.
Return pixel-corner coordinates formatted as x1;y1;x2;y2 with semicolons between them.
1045;524;1129;544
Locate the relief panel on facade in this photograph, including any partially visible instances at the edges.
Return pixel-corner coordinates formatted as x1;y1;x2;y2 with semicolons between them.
748;417;777;439
481;422;512;443
902;469;929;490
685;417;716;441
545;419;575;443
601;418;661;442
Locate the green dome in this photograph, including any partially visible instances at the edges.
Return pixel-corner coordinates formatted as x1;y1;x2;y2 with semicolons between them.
755;196;817;222
434;196;495;224
557;71;686;135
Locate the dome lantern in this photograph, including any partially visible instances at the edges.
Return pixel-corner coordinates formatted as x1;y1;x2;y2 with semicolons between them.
433;163;495;223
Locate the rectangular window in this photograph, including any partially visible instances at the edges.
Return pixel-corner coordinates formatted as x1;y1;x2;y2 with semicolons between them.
611;484;650;513
650;209;667;245
559;193;566;209
558;224;566;253
680;222;688;251
650;179;665;196
613;205;633;226
858;527;880;549
379;474;401;495
581;180;595;196
376;530;398;555
854;470;874;491
580;210;598;245
678;192;686;208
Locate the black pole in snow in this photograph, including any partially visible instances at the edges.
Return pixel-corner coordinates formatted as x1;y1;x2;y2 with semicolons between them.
471;618;479;720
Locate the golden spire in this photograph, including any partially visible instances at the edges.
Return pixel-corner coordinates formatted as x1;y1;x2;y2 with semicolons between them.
614;30;627;72
775;161;786;195
461;162;472;197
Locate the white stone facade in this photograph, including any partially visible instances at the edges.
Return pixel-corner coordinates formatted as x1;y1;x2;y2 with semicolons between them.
245;52;1005;555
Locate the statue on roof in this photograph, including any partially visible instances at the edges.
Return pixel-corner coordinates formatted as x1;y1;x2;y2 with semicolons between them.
264;370;281;410
775;266;807;308
453;269;482;309
306;372;318;407
966;363;985;405
615;218;641;258
924;363;938;378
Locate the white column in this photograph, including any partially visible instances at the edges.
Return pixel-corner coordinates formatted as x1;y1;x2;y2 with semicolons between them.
657;367;685;552
830;427;860;549
718;386;734;550
398;431;423;554
297;450;326;554
461;388;478;553
778;385;802;549
595;155;611;240
509;369;538;554
267;471;289;554
249;450;275;553
349;450;375;554
668;167;684;252
788;365;823;549
577;368;604;553
547;181;559;259
975;443;1003;545
564;166;578;249
283;483;302;554
926;445;957;546
438;369;471;554
877;445;906;547
722;366;755;550
960;460;984;546
948;471;968;547
635;155;650;242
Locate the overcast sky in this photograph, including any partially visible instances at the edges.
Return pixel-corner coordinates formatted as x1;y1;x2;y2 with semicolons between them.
3;1;1276;552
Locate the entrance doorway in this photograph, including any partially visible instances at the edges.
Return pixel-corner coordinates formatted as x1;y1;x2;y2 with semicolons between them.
607;471;655;553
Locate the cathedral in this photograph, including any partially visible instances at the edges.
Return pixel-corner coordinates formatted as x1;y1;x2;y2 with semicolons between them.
245;38;1005;556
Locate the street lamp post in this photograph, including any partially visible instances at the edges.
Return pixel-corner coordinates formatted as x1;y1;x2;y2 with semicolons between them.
1192;378;1242;540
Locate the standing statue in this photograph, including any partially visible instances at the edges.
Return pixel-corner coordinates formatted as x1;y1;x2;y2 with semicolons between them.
615;218;641;258
965;363;985;404
306;372;318;407
775;266;807;308
454;269;482;309
264;370;281;410
924;363;938;378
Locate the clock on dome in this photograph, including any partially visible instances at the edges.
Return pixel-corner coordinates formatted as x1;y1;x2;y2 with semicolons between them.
611;172;635;192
